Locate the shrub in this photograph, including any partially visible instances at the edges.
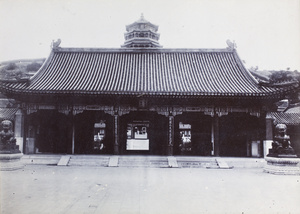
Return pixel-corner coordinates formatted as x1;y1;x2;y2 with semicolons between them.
6;63;17;70
26;62;42;72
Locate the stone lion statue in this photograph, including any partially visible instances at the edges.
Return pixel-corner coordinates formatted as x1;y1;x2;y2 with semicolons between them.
0;120;20;153
268;123;296;157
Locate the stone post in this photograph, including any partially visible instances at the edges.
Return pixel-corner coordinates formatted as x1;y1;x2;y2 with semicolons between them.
263;113;273;158
14;109;24;153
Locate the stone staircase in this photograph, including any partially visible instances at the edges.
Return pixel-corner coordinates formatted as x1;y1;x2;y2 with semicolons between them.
21;155;218;168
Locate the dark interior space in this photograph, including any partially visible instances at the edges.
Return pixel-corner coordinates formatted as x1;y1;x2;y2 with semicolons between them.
28;110;71;154
74;111;113;154
174;113;212;156
119;111;168;155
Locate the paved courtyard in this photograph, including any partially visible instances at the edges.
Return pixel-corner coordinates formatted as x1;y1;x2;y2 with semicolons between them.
1;165;300;214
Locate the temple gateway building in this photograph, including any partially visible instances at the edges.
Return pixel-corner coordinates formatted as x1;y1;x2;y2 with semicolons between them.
1;15;298;157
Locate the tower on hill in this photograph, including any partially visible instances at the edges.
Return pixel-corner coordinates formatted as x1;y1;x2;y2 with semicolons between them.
121;14;162;48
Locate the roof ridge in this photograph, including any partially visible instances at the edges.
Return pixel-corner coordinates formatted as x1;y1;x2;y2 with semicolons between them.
53;47;233;53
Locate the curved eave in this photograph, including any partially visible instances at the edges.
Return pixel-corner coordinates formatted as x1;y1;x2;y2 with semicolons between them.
126;22;159;32
124;30;160;36
29;50;55;82
123;37;160;44
259;80;299;88
232;49;260;85
270;112;300;126
0;87;291;100
0;108;18;121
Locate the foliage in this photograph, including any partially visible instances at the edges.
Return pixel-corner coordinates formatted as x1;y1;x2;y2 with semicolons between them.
0;59;44;80
270;70;300;103
26;62;42;72
250;67;300;104
269;70;299;84
250;66;299;84
6;63;17;70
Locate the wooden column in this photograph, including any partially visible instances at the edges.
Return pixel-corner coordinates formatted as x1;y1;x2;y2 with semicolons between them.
211;121;214;156
70;109;76;155
212;115;220;156
113;114;119;155
167;115;174;156
72;120;75;155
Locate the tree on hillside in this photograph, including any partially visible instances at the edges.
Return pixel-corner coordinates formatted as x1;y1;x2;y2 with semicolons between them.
26;62;42;72
249;67;300;104
269;70;300;104
6;63;17;70
0;60;43;80
269;70;299;83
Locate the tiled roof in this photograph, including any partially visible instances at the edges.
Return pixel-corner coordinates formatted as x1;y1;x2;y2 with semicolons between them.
0;48;294;98
285;105;300;113
270;112;300;125
0;108;18;121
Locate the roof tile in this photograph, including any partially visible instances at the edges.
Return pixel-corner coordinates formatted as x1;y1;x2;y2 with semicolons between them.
0;48;288;98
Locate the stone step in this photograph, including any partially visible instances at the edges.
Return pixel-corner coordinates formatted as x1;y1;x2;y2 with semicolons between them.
68;160;109;166
118;156;169;168
68;155;110;167
108;156;119;167
176;157;219;168
21;155;264;168
177;161;218;168
21;155;61;165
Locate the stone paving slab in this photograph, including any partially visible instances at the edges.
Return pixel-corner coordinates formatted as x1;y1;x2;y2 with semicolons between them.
167;156;178;168
108;155;119;167
216;158;231;169
1;165;300;214
57;155;71;166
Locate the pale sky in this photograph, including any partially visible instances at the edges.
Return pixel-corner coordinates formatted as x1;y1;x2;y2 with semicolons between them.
0;0;299;71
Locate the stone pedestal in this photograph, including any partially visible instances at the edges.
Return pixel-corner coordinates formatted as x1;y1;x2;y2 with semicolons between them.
264;157;300;175
0;153;24;171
